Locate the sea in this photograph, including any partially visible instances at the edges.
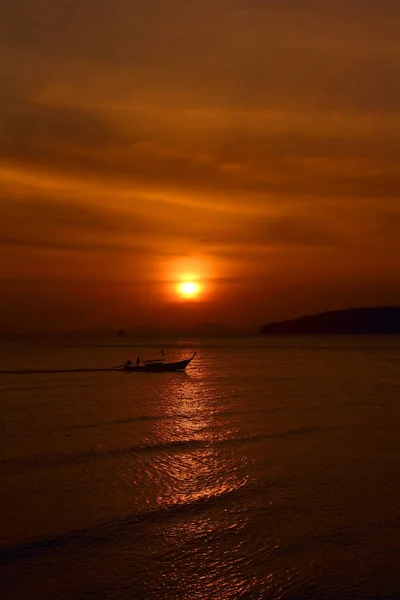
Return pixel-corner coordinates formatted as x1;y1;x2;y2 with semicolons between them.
0;335;399;600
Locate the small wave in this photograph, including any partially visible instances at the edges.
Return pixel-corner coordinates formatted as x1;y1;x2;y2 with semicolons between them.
226;425;339;447
0;482;249;567
274;425;338;438
272;525;374;561
69;414;165;429
69;409;252;430
0;439;209;472
0;425;338;474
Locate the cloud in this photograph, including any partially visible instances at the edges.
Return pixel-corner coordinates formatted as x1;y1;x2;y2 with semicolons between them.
1;71;398;207
0;88;123;175
1;0;399;208
0;196;176;256
0;236;151;256
1;0;399;114
0;197;149;234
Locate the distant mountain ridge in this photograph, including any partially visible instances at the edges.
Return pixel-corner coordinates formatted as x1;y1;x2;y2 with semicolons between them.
259;307;400;335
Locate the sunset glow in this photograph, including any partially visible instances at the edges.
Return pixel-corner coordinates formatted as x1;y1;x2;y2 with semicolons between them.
177;281;201;299
0;1;399;333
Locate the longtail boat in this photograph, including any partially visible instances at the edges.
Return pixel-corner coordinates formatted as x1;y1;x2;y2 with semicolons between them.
0;353;197;375
120;352;196;372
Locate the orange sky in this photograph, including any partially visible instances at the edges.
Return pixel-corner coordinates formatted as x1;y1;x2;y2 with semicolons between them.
1;0;400;333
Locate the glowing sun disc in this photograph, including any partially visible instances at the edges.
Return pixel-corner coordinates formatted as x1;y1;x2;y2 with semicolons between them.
178;281;200;298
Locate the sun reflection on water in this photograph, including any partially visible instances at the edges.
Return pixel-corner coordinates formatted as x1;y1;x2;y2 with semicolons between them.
141;371;256;597
148;370;250;510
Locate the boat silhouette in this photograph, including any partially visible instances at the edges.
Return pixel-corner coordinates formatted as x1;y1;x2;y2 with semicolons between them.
0;353;197;375
120;352;197;372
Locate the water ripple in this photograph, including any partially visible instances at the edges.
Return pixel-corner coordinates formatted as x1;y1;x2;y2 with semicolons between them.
0;426;339;472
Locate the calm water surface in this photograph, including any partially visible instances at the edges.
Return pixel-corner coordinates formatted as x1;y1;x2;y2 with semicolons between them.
0;336;399;599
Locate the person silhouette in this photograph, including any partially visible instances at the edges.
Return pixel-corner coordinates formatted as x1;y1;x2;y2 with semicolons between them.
136;355;140;367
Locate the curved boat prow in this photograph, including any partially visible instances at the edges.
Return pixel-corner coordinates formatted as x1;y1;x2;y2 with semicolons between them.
184;351;197;363
167;351;197;371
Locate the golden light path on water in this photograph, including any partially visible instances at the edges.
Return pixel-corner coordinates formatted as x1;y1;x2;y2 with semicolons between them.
127;362;273;598
129;361;299;599
152;364;249;507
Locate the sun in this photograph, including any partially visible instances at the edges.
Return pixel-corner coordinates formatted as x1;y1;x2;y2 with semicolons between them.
177;281;201;299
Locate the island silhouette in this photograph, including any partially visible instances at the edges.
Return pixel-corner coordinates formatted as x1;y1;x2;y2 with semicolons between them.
259;307;400;335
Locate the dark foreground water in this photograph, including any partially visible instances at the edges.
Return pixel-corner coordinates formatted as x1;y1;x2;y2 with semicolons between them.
0;336;399;599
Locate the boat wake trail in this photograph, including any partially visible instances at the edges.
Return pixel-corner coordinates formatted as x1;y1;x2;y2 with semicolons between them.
0;367;120;375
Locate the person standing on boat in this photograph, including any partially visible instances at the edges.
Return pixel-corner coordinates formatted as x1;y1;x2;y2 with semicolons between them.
136;355;140;367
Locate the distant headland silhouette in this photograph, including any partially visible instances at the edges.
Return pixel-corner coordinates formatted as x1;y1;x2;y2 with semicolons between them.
259;307;400;335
